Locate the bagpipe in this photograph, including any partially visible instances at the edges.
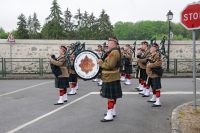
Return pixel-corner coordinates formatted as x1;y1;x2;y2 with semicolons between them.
50;41;86;78
131;41;137;58
146;58;163;77
65;41;85;69
50;55;62;77
150;36;167;59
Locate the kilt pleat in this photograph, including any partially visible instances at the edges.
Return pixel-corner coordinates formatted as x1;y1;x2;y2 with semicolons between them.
124;65;133;74
69;74;78;82
140;69;148;81
55;77;69;88
100;80;122;99
148;77;161;90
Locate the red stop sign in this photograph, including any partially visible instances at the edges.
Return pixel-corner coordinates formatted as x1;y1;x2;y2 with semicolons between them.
181;3;200;30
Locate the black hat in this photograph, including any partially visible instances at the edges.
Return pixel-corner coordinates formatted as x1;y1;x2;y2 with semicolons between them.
152;43;159;49
60;45;67;52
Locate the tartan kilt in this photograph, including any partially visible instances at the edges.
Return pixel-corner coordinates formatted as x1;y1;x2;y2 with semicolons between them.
147;77;162;90
55;77;69;88
100;80;122;99
69;74;77;82
124;65;133;74
140;69;148;81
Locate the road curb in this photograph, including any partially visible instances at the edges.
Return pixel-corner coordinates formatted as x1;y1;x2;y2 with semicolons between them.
171;99;200;133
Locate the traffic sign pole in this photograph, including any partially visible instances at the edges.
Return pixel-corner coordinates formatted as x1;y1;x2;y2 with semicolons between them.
181;2;200;111
192;30;197;110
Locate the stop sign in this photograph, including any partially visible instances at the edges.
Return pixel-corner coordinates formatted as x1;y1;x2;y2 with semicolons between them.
181;3;200;30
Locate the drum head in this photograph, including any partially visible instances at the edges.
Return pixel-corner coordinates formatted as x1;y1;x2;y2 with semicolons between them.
74;50;100;80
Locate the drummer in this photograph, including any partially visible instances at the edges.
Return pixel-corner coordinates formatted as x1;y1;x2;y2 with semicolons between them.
97;37;122;122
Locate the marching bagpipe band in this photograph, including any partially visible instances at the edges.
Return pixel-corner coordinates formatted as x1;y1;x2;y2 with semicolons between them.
50;38;165;80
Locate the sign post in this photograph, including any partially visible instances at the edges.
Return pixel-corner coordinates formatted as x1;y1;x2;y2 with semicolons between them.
181;2;200;110
192;30;197;110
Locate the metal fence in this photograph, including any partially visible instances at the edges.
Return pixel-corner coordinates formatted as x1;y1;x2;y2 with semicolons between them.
0;58;200;78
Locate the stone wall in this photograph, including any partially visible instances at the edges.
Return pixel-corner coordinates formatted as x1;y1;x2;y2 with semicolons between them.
0;39;200;73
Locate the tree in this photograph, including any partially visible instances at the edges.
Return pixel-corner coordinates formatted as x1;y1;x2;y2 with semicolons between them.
88;13;99;39
74;9;82;30
0;27;5;33
41;0;64;39
16;13;29;39
113;20;199;40
64;8;73;32
98;10;113;40
27;15;33;38
47;0;63;23
0;27;8;39
32;13;41;34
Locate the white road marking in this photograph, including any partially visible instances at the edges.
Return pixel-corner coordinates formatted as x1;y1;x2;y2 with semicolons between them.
0;81;53;97
91;91;200;95
6;92;92;133
197;78;200;80
6;91;200;133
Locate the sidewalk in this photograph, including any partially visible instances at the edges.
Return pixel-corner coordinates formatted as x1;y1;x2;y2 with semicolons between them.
171;100;200;133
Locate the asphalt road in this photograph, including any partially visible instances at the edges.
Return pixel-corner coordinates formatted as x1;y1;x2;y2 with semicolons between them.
0;78;199;133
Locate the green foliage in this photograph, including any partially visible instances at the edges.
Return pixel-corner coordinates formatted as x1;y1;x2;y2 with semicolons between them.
41;20;65;39
0;27;8;39
16;14;29;39
114;21;199;40
0;32;8;39
0;27;5;33
41;0;65;39
27;12;41;39
97;10;114;40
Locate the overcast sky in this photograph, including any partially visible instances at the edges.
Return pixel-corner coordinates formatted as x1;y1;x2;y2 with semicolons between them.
0;0;197;32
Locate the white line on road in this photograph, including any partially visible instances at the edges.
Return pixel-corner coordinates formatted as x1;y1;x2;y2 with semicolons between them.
6;92;92;133
197;78;200;80
0;81;53;97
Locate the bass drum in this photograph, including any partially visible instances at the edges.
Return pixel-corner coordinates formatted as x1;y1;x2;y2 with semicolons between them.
74;50;100;80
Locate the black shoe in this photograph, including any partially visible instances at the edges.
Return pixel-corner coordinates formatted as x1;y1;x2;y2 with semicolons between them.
64;100;68;103
101;119;113;122
135;87;139;90
67;93;76;95
152;104;161;107
142;95;150;97
54;103;64;105
147;100;156;103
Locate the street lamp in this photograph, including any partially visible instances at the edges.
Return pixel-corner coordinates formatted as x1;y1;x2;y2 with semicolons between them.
166;10;173;72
